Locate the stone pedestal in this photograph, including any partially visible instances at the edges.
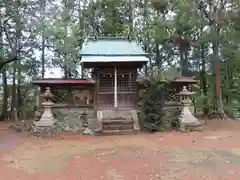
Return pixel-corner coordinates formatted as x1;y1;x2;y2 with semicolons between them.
179;104;199;124
31;87;57;137
177;86;200;131
35;87;54;127
35;101;54;127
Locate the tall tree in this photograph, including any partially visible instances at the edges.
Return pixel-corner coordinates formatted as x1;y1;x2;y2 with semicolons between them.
40;0;46;78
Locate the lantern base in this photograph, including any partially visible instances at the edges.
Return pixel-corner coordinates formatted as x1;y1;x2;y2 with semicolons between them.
35;102;54;127
179;106;200;131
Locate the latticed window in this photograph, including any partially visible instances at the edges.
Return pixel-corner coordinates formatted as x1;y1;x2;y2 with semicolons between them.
97;68;114;107
117;69;137;93
41;87;93;106
97;68;137;107
99;68;114;92
117;69;137;106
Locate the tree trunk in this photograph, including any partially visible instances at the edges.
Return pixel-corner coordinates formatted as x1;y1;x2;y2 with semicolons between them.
179;49;184;76
16;0;22;119
41;0;46;78
180;47;189;77
212;25;225;117
11;65;16;119
17;61;21;119
200;43;208;115
143;0;149;74
41;31;46;78
0;11;8;121
1;69;8;121
78;0;84;78
63;0;70;79
155;41;161;69
9;0;22;120
128;0;133;39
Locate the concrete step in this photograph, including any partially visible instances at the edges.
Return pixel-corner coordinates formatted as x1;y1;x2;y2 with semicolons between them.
102;119;134;125
99;129;138;136
185;123;203;127
87;115;96;119
102;124;133;131
180;123;204;132
99;109;138;135
102;111;133;119
103;117;131;121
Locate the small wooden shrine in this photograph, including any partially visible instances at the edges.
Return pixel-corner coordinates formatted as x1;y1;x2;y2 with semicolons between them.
32;37;200;134
32;37;149;109
80;37;149;109
31;37;149;134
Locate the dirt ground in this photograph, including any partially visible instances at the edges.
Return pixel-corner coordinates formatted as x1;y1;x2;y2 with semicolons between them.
1;119;240;180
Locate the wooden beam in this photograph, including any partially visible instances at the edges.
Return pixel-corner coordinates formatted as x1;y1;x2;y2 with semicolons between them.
114;67;117;108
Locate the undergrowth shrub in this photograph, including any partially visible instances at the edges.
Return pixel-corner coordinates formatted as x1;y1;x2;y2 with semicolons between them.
138;74;180;131
193;89;240;119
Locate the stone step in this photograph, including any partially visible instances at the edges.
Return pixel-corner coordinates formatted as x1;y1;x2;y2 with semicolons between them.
87;118;97;124
102;111;133;119
180;123;204;132
87;115;96;119
97;109;139;135
103;116;131;120
103;115;133;119
102;124;134;131
185;123;202;127
102;119;134;125
86;110;95;113
99;129;137;136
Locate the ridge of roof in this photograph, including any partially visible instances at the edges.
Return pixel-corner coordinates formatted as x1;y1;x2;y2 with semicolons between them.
87;36;136;41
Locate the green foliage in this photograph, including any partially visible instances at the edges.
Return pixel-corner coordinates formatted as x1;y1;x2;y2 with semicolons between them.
139;74;169;131
100;0;126;36
52;110;66;133
193;91;212;115
150;0;168;13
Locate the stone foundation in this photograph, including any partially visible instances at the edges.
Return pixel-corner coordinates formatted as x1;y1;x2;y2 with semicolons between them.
30;126;57;137
52;108;95;132
29;108;96;137
98;109;140;134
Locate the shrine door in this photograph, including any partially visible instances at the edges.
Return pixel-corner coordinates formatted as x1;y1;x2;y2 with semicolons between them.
97;68;137;108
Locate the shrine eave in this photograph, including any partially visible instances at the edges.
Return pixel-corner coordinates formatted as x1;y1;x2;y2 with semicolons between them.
80;56;149;64
80;54;151;57
32;78;95;85
90;36;135;41
171;76;197;83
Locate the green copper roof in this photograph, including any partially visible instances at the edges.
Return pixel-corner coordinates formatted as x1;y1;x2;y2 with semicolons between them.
80;37;148;56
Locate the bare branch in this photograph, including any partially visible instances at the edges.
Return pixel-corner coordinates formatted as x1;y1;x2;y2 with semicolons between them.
2;24;16;54
217;0;229;14
0;56;17;71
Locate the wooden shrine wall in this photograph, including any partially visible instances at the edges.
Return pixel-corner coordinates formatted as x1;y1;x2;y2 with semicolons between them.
40;85;94;107
96;68;137;108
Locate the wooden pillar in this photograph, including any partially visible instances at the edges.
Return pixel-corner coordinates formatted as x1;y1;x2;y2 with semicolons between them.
114;66;117;107
93;69;98;109
35;87;41;108
81;64;84;79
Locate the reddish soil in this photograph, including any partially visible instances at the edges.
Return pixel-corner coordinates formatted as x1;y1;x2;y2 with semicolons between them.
0;119;240;180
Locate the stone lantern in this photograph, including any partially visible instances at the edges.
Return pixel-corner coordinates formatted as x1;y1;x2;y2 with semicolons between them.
177;86;200;131
34;87;54;127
